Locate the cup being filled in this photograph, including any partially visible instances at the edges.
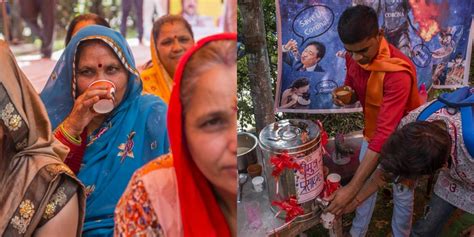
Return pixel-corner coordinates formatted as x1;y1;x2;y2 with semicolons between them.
88;80;116;114
323;173;341;198
321;212;335;229
333;86;353;105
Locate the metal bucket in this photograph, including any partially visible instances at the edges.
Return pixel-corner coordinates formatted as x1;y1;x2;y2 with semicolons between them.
259;119;324;219
237;132;259;173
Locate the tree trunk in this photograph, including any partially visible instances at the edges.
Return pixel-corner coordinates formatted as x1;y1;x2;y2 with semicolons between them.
238;0;275;134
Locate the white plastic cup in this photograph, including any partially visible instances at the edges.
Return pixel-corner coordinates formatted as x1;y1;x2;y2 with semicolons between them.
321;212;335;229
88;80;116;114
323;173;342;198
327;173;341;184
252;176;264;192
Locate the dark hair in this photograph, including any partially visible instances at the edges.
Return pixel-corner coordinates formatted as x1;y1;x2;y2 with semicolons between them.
290;77;310;89
337;5;379;44
153;15;194;41
65;13;110;46
379;121;451;179
306;41;326;59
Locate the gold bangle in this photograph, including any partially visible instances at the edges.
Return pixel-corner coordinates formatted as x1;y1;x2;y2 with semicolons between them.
59;123;82;145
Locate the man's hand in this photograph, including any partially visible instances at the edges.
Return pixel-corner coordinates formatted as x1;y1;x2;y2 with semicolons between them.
336;50;346;58
283;39;298;52
342;196;361;214
325;184;358;216
332;86;354;106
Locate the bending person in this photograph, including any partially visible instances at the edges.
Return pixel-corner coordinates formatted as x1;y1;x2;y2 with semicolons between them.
342;87;473;236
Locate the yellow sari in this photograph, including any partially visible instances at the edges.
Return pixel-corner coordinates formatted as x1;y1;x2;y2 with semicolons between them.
140;33;173;104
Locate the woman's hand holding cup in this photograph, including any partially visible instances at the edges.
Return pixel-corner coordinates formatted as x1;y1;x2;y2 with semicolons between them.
63;84;113;138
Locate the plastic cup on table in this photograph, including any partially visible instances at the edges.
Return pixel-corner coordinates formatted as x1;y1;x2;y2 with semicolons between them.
252;176;264;192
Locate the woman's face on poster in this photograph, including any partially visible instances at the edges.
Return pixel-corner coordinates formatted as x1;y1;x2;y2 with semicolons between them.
296;85;310;95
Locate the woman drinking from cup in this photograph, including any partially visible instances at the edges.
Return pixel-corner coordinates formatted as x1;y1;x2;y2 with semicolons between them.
280;77;311;109
140;15;195;104
40;25;170;236
115;33;237;236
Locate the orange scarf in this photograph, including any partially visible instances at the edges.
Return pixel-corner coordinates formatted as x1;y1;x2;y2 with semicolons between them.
358;37;420;140
140;32;173;104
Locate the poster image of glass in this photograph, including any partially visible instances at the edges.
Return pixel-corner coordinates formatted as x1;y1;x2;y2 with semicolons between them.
169;0;224;39
275;0;473;114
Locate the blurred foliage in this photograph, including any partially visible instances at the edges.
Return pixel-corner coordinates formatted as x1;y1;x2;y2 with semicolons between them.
55;0;121;46
237;0;277;130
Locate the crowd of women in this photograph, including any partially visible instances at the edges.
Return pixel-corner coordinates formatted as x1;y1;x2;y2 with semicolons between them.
1;13;236;236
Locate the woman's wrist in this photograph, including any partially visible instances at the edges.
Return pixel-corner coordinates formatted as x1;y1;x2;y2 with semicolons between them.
62;118;83;139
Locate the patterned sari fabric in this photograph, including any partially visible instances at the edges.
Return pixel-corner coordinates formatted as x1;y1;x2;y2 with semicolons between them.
40;25;170;236
115;33;236;236
0;40;85;236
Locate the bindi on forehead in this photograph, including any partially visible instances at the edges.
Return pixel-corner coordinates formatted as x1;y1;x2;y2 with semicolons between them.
98;63;102;68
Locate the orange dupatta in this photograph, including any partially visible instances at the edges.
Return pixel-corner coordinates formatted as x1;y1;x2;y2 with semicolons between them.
358;37;421;140
140;32;173;104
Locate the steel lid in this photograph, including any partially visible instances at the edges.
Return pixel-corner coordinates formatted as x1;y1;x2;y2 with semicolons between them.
259;119;321;154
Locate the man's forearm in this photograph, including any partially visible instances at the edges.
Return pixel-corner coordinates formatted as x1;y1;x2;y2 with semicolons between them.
348;148;380;191
356;168;386;203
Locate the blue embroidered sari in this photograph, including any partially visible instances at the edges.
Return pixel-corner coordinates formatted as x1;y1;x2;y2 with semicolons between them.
40;26;170;236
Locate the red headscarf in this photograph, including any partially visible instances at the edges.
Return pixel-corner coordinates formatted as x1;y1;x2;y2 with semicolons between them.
168;33;237;236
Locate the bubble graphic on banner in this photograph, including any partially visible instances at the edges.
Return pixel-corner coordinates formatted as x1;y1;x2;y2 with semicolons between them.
314;80;338;95
411;44;432;68
292;5;334;44
385;0;398;6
